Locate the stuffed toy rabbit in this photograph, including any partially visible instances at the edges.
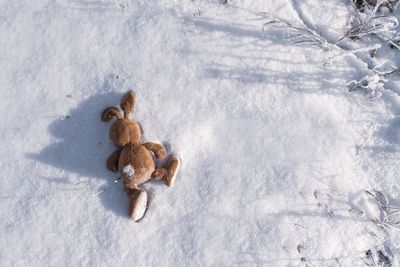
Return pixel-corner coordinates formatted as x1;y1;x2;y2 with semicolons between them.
102;91;180;222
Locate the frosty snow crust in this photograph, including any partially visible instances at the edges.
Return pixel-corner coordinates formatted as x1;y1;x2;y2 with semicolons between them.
122;164;135;178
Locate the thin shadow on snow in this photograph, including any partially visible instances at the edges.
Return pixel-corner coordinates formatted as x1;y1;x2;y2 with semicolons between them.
361;117;400;160
52;0;122;13
27;88;131;218
380;117;400;145
183;15;353;96
204;64;267;84
235;252;361;266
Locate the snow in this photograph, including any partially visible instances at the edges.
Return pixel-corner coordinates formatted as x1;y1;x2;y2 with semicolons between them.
1;0;400;266
122;165;135;178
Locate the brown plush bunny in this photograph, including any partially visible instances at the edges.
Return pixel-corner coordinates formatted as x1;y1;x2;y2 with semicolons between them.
102;91;180;222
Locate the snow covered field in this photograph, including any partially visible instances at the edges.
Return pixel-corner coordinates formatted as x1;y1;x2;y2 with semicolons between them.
1;0;400;266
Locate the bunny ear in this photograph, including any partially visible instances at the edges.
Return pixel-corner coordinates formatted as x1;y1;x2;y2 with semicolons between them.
120;91;136;119
102;106;123;121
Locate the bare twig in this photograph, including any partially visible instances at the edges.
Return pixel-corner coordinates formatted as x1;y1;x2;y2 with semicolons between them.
261;16;382;61
366;190;400;230
342;0;399;43
347;64;398;98
262;18;330;51
356;124;377;155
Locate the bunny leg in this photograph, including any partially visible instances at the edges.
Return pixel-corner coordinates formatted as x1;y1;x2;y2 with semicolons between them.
125;184;147;222
151;168;168;181
151;154;181;187
106;150;121;172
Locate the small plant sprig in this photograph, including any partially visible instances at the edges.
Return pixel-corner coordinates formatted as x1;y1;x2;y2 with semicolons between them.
261;16;382;57
365;190;400;230
262;18;330;51
347;64;399;98
355;0;400;12
347;71;385;98
339;0;399;44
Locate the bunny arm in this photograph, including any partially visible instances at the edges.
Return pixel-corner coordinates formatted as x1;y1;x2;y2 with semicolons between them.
142;142;166;160
106;149;121;172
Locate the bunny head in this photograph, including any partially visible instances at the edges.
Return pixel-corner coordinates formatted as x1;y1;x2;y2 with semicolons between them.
101;91;141;147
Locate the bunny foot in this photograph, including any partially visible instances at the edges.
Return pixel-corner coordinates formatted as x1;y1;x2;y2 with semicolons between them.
165;154;180;187
128;188;148;222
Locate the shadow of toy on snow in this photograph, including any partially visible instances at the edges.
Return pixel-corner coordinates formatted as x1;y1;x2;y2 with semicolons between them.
27;91;134;218
381;117;400;145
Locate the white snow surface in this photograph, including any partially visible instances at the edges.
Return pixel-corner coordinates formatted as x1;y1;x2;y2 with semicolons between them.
1;0;400;266
122;164;135;178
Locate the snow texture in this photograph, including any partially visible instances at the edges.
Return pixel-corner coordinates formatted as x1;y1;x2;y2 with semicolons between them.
1;0;400;266
122;165;135;178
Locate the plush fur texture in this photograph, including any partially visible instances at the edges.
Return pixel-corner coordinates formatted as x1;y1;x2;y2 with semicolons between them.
102;91;180;221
